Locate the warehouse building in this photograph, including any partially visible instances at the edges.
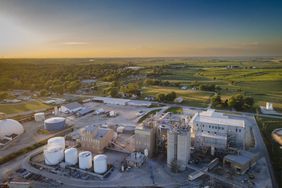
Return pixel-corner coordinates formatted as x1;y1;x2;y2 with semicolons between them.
189;109;246;152
79;125;114;153
59;102;83;114
93;96;130;106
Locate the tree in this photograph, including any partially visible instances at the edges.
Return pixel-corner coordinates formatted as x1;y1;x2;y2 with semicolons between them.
40;89;49;97
157;94;166;102
0;92;9;100
211;94;222;107
109;87;119;97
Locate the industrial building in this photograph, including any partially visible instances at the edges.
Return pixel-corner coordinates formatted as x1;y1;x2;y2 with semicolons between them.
189;109;245;152
59;102;83;114
79;125;114;153
93;96;130;106
135;121;155;158
223;151;259;174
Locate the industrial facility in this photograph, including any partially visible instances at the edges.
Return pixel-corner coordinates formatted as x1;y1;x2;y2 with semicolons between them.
189;109;246;153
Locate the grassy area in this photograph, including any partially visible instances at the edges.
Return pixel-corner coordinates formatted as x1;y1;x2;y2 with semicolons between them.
256;117;282;187
138;109;161;123
142;86;212;107
0;100;50;114
165;107;183;114
0;139;47;165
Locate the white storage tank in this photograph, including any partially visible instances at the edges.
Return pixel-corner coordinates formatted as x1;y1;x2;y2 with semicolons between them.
65;148;78;165
93;154;107;174
79;151;92;169
44;117;66;131
34;112;45;122
44;145;64;165
48;137;65;149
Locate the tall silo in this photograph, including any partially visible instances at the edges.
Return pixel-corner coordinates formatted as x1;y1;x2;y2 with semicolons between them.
48;137;65;149
79;151;92;170
177;131;191;171
65;148;78;165
167;131;177;168
93;154;107;174
44;145;64;165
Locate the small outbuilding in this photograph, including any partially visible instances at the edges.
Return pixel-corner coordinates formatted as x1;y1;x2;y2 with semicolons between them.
223;151;259;174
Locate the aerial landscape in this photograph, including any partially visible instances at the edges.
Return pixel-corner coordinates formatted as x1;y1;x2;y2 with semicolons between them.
0;1;282;188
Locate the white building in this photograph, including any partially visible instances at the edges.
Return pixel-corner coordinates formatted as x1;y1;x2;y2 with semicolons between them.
93;96;130;106
189;109;245;151
59;102;83;114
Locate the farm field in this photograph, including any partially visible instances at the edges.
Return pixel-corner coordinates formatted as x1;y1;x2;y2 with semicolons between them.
142;86;213;107
0;101;50;114
151;59;282;111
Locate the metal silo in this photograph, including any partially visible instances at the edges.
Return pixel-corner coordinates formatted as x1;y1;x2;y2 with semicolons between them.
48;137;65;149
79;151;92;169
93;154;107;174
44;145;64;165
65;148;78;165
44;117;66;131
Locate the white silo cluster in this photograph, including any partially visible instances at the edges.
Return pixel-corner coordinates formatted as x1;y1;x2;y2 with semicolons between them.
79;151;92;169
44;137;108;174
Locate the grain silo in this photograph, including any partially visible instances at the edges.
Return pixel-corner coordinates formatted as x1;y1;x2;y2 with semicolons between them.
65;148;78;165
93;154;107;174
177;132;191;171
44;145;64;165
79;151;92;169
47;137;65;149
44;117;66;131
34;112;45;122
167;131;177;168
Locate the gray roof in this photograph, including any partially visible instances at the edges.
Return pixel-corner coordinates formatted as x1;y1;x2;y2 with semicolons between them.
63;102;83;110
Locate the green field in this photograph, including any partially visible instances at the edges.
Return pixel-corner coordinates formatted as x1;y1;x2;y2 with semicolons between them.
142;86;213;107
0;101;50;114
150;60;282;111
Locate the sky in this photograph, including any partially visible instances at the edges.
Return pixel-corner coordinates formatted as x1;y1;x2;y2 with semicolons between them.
0;0;282;58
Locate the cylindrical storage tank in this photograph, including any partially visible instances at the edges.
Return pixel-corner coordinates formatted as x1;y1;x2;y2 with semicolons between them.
44;145;64;165
65;148;78;165
93;154;107;174
44;117;66;131
79;151;92;170
48;137;65;149
167;131;177;168
34;112;45;122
